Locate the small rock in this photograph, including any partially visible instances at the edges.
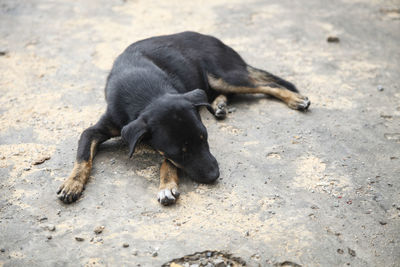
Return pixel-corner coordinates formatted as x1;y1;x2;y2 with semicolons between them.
327;36;340;43
33;156;51;165
348;248;356;257
228;107;236;113
47;225;56;231
1;248;5;252
206;251;213;258
132;250;138;256
123;243;129;248
213;259;225;267
75;237;84;242
377;85;384;91
23;167;31;171
94;226;105;234
245;231;250;236
39;217;48;222
379;221;387;225
152;251;158;257
311;205;319;209
337;248;344;254
0;50;8;56
47;235;52;240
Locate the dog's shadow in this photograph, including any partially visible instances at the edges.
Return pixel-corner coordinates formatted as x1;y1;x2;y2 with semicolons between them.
93;138;199;193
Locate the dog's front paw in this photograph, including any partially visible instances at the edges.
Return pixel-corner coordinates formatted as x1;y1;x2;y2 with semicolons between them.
215;102;227;120
57;178;84;204
157;187;180;206
288;94;311;111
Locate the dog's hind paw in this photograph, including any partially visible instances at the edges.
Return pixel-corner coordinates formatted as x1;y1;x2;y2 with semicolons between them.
287;94;311;111
57;179;84;204
215;103;227;120
157;187;180;206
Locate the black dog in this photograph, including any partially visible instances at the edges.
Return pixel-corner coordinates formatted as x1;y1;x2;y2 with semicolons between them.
57;31;310;205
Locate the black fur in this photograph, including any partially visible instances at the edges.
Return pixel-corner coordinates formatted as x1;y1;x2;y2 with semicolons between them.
80;31;300;183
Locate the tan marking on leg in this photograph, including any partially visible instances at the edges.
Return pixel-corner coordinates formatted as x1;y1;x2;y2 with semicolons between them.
58;140;99;203
246;65;275;85
208;74;256;94
211;94;228;111
211;94;228;119
160;159;178;189
207;74;310;110
108;127;121;137
158;159;180;205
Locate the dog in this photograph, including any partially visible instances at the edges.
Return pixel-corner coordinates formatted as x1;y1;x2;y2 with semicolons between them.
57;31;310;205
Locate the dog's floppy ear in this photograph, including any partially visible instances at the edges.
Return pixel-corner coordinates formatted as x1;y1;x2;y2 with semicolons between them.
121;117;147;158
184;89;215;115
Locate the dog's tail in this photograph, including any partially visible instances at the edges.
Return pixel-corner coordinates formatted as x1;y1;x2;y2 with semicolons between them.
247;65;298;93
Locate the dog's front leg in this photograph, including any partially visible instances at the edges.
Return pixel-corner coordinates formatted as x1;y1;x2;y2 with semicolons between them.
57;114;119;203
157;159;180;205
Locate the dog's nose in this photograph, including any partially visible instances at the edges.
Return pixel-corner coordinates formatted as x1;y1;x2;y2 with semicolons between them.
207;167;220;183
196;162;219;184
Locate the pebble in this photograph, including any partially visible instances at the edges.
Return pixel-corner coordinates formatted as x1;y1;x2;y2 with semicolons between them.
47;224;56;231
327;36;340;43
33;156;51;165
152;251;158;257
132;250;138;256
75;237;84;242
337;248;344;254
39;217;48;222
214;259;225;267
228;107;236;113
377;85;384;91
206;251;213;258
123;243;129;248
348;248;356;257
94;226;105;234
379;221;387;225
0;248;5;252
47;235;52;240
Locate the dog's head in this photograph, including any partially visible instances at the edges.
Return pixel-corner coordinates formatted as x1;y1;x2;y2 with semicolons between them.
121;89;219;183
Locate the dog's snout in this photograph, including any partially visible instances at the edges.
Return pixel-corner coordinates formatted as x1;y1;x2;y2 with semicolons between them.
192;156;219;184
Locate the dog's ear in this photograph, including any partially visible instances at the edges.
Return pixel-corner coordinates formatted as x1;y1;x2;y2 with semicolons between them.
121;117;147;158
184;89;215;115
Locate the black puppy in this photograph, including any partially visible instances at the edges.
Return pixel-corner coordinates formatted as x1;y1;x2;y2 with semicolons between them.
57;31;310;205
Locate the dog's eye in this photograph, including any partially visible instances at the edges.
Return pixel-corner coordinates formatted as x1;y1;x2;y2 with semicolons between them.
200;134;204;140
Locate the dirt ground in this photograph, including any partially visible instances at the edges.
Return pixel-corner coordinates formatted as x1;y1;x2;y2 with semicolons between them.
1;0;399;266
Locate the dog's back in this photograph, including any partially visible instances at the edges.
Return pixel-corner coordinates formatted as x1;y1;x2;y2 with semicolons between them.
105;32;249;126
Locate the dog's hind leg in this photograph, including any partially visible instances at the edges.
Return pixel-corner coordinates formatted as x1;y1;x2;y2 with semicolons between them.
211;94;228;119
158;159;180;205
57;114;120;203
207;66;310;110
